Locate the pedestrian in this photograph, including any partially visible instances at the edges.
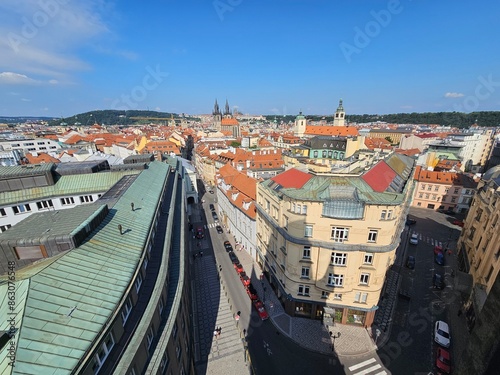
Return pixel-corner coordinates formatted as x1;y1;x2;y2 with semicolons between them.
217;327;221;337
214;330;218;338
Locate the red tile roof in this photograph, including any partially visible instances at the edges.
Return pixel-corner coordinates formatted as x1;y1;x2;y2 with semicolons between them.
271;168;312;189
221;118;239;125
362;161;397;192
305;125;358;137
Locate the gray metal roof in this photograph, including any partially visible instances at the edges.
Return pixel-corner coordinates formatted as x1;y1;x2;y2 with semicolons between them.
0;161;169;375
0;163;54;178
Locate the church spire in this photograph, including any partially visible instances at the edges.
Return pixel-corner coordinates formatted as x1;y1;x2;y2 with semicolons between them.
337;98;344;112
213;99;220;115
224;99;231;116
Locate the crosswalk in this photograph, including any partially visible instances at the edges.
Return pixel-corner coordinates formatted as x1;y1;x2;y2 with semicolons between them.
347;358;388;375
411;232;443;248
206;223;219;229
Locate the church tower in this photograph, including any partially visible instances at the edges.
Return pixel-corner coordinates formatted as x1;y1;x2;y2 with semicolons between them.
294;111;307;137
223;99;232;118
333;99;345;127
213;99;222;131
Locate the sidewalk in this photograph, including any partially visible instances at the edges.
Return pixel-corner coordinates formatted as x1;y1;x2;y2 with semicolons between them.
233;245;378;357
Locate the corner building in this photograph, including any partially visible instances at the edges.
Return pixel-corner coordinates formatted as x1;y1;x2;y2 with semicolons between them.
256;153;415;326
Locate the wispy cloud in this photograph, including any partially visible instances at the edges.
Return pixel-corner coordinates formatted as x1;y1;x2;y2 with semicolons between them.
0;0;117;84
0;72;38;85
444;92;464;98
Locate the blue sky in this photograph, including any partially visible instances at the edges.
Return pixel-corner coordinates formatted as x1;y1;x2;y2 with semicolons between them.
0;0;499;117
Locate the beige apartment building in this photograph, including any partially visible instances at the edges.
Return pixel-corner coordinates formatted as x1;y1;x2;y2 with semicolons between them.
457;165;500;331
256;153;415;327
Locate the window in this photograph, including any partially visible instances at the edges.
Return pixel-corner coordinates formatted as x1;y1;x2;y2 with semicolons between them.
0;224;12;232
92;333;115;374
60;197;75;205
298;284;310;296
301;267;310;279
419;193;423;198
427;185;432;191
387;210;393;219
301;205;307;215
321;291;329;299
328;273;343;287
160;352;169;370
331;227;349;242
12;204;31;214
80;195;94;203
0;208;6;217
284;216;288;230
121;297;133;326
417;202;421;206
265;199;270;211
421;184;425;190
354;292;368;303
304;225;313;238
435;186;439;191
158;297;164;315
364;253;373;265
36;200;53;210
451;197;456;203
454;188;459;194
334;293;342;300
360;273;370;285
367;230;378;243
432;194;437;200
331;252;347;266
425;194;430;199
302;246;311;259
173;322;178;338
135;272;143;293
147;326;154;350
143;257;149;271
380;210;387;220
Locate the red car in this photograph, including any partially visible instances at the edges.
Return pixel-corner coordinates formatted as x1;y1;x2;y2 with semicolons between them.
234;263;244;274
246;284;258;300
240;272;251;286
453;220;465;227
436;347;451;373
253;300;269;320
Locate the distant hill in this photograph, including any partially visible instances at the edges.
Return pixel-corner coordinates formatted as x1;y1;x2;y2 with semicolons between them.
265;111;500;128
43;110;202;126
0;116;56;124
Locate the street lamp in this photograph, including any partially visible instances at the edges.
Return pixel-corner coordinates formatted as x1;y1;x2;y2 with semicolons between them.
330;331;341;351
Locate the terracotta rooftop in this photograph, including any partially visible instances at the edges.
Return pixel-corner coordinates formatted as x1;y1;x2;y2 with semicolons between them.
305;125;358;137
271;168;312;189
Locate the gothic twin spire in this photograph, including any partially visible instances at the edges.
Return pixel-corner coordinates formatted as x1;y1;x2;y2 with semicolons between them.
213;99;231;116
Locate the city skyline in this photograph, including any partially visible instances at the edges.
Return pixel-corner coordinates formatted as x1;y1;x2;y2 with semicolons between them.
0;0;499;117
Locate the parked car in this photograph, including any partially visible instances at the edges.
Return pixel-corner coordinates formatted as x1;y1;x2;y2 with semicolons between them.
224;241;233;252
228;251;239;264
216;225;223;234
436;348;451;374
436;347;451;373
434;321;451;348
195;226;204;239
234;263;244;274
406;255;415;269
453;219;465;227
409;233;419;245
240;272;251;286
433;273;445;289
211;211;218;221
209;190;214;194
444;209;456;216
246;283;258;300
435;252;445;266
209;204;215;211
406;218;417;226
253;300;269;320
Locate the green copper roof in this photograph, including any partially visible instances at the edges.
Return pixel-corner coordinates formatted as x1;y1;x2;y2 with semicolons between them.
0;161;169;375
0;170;140;206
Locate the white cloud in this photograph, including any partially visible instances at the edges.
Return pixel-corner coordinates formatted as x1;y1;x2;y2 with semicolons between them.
444;92;464;98
0;72;38;84
21;98;31;102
